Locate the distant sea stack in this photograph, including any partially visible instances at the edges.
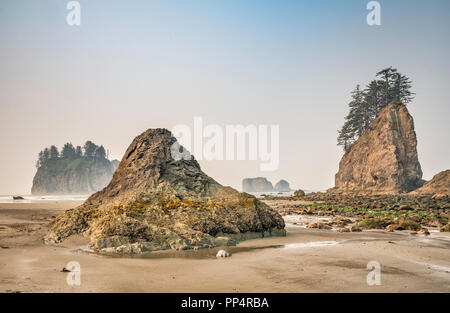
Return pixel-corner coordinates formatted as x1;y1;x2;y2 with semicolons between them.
46;129;285;253
410;170;450;197
111;159;120;171
242;177;274;193
31;141;119;195
333;102;424;194
274;180;291;192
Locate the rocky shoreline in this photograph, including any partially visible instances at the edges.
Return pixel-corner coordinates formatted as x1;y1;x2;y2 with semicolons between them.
263;193;450;234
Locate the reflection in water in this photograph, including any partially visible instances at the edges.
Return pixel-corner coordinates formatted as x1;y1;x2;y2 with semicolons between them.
284;241;339;249
127;244;284;260
97;240;340;260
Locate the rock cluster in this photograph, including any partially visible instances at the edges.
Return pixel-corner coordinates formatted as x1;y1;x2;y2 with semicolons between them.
242;178;292;192
46;129;285;253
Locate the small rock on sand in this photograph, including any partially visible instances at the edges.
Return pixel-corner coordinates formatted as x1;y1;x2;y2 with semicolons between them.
216;250;230;258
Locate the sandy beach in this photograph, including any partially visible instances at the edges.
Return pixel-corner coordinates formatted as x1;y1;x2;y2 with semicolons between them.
0;201;449;293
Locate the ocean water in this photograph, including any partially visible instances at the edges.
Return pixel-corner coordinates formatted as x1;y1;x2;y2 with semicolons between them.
246;191;295;198
0;194;88;203
0;189;321;203
246;189;321;198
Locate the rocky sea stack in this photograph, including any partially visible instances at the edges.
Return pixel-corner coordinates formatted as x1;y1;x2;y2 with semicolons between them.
32;141;120;195
242;177;274;192
32;158;117;195
333;102;424;194
46;129;285;253
274;180;291;192
410;170;450;197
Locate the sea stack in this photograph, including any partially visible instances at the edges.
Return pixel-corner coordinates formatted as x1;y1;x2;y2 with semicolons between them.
333;102;424;194
46;129;285;253
242;177;274;193
410;170;450;197
274;180;291;192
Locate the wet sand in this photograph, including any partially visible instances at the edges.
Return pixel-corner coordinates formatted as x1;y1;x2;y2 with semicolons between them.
0;202;449;292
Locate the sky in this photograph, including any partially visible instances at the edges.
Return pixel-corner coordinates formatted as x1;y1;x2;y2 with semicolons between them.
0;0;449;194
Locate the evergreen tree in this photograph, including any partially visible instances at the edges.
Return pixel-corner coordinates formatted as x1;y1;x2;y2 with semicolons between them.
94;145;106;159
376;67;398;107
75;146;83;158
61;143;76;158
337;120;355;153
36;151;45;168
49;145;59;159
43;148;50;161
83;141;97;158
337;85;367;151
347;85;368;137
392;73;414;104
364;80;384;120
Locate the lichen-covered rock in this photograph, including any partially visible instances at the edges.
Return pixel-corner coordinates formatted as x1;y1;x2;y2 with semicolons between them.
294;189;305;197
410;170;450;196
242;177;274;192
306;222;332;230
440;224;450;232
333;102;424;194
46;129;285;253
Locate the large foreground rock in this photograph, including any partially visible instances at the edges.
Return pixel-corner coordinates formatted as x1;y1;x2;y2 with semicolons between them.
333;102;423;194
410;170;450;196
46;129;285;253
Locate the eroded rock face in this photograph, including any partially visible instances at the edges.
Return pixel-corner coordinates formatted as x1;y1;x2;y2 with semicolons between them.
274;180;291;192
333;102;423;194
46;129;285;253
410;170;450;196
242;177;274;192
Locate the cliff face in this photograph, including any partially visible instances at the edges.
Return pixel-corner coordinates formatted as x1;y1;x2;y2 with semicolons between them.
242;177;274;192
31;158;118;195
334;102;423;194
46;129;285;253
410;170;450;196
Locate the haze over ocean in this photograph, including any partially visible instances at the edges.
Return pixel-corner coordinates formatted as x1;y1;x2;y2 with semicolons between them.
1;0;449;194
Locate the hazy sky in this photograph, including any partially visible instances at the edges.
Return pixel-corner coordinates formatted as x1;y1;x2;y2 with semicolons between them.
1;0;449;194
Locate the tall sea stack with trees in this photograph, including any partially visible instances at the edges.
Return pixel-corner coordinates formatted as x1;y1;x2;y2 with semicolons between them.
32;141;119;195
333;67;423;194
